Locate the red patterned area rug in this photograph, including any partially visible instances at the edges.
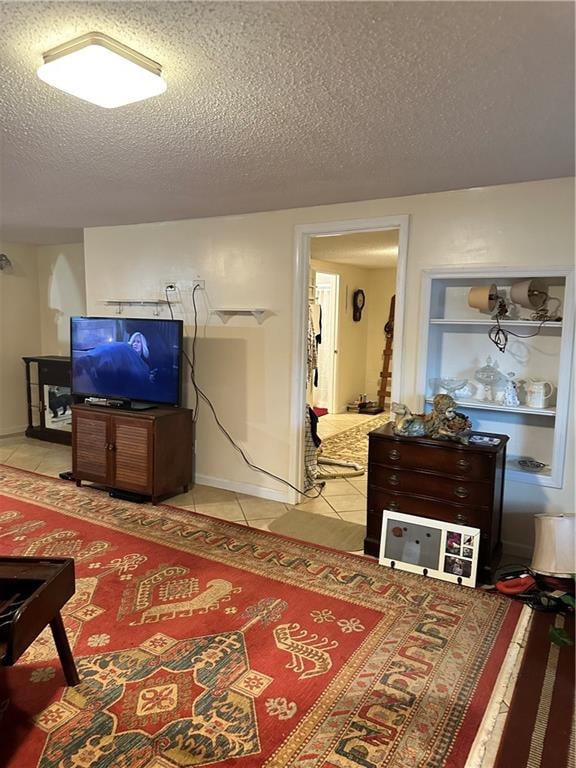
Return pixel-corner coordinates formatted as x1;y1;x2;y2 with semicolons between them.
493;611;575;768
0;466;522;768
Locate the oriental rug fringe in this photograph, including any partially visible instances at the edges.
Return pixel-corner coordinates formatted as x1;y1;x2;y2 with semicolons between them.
0;464;521;768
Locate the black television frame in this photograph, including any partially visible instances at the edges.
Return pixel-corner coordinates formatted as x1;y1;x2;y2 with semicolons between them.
70;316;184;409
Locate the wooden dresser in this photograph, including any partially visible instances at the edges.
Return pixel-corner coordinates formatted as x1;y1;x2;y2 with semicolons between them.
72;404;194;504
365;423;508;579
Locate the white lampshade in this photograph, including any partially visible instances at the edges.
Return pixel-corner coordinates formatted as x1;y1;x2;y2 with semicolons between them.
531;513;576;577
510;278;548;310
37;32;166;108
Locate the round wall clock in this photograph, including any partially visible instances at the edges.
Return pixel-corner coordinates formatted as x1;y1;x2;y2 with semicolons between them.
352;289;365;321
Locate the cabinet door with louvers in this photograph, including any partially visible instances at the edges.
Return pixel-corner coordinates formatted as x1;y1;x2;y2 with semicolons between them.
72;410;109;484
111;415;154;494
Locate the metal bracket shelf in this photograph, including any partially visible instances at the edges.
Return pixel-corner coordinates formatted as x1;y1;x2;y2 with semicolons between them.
99;300;172;315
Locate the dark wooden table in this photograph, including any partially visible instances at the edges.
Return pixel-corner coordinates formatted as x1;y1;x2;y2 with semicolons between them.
0;557;79;686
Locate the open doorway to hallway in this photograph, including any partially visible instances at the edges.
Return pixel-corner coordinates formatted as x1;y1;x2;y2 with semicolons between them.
309;229;399;441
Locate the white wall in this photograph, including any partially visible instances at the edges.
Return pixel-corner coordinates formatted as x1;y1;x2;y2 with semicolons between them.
0;242;41;435
37;243;86;355
0;241;85;436
84;177;575;553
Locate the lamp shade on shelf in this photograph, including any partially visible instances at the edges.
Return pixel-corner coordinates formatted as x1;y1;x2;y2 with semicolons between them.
468;284;498;314
510;278;547;309
531;513;576;577
37;32;167;108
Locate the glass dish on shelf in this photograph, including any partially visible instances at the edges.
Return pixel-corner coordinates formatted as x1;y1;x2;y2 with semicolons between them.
513;456;548;473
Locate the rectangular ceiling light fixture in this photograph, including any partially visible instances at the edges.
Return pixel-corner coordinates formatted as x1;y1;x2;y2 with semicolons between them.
37;32;167;108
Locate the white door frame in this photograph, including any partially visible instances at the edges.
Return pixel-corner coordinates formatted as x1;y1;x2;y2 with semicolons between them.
289;215;410;503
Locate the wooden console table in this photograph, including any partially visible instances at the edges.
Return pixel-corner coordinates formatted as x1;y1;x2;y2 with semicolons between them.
0;557;79;686
22;355;72;446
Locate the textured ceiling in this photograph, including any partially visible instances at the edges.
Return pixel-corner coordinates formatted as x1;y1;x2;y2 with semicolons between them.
0;1;573;245
311;230;399;269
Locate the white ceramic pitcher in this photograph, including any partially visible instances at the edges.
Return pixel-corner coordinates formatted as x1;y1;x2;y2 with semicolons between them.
525;379;553;409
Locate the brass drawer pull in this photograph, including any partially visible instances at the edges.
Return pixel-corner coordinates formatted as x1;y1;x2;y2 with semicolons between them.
388;449;401;461
388;500;400;511
456;458;472;471
456;513;468;524
388;474;400;486
454;485;469;499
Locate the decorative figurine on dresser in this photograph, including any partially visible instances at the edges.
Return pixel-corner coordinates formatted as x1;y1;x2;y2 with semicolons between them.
365;402;508;583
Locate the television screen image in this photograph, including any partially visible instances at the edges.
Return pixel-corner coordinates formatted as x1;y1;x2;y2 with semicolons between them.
71;317;183;406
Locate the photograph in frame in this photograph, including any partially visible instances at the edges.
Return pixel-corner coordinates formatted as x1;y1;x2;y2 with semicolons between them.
378;510;481;587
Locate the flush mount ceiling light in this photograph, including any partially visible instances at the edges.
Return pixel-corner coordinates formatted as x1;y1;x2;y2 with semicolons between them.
37;32;167;108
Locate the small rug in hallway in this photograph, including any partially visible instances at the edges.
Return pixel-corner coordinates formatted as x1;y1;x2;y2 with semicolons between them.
1;464;522;768
493;610;575;768
267;508;365;551
319;412;392;474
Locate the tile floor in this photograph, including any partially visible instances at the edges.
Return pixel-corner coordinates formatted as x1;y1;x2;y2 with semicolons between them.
0;413;371;551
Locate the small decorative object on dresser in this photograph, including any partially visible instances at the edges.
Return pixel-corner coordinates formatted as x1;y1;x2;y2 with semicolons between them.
391;394;472;445
365;423;508;582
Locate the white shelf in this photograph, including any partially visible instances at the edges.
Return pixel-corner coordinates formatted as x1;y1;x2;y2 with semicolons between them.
425;397;556;417
419;267;574;489
429;318;562;329
211;309;268;324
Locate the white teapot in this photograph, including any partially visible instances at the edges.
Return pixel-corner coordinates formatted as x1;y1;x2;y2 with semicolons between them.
525;379;553;409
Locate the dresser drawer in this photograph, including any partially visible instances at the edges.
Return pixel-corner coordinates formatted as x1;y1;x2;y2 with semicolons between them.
367;488;486;530
369;438;491;480
369;465;492;506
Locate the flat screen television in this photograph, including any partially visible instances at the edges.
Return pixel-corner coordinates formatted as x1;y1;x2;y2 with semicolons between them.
70;316;184;408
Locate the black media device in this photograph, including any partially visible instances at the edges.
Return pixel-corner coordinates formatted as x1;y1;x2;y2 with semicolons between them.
70;316;184;410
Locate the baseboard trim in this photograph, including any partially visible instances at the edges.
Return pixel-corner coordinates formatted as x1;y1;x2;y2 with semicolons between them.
194;473;291;504
0;427;27;439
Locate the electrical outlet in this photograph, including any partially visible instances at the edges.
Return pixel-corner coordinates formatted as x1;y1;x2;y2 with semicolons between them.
165;283;176;292
193;279;205;290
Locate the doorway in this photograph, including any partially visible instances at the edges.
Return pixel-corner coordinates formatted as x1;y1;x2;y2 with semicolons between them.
290;215;409;503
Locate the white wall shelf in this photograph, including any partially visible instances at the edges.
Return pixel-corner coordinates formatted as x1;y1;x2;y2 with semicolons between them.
425;397;556;417
429;318;563;329
419;266;574;489
210;309;268;324
99;299;172;315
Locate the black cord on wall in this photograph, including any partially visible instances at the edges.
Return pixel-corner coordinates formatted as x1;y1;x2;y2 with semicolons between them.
165;285;325;499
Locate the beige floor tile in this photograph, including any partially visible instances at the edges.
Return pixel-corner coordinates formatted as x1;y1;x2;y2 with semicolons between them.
193;502;246;523
346;476;367;493
292;496;340;517
0;446;17;462
34;461;73;478
336;509;367;525
193;484;237;504
246;518;275;532
4;455;43;471
326;495;367;513
167;490;196;509
238;498;289;520
321;479;359;497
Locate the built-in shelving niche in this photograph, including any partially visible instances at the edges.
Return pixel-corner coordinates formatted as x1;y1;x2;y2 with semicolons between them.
418;267;574;488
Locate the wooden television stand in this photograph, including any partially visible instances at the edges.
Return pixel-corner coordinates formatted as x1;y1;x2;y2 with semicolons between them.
72;404;194;504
